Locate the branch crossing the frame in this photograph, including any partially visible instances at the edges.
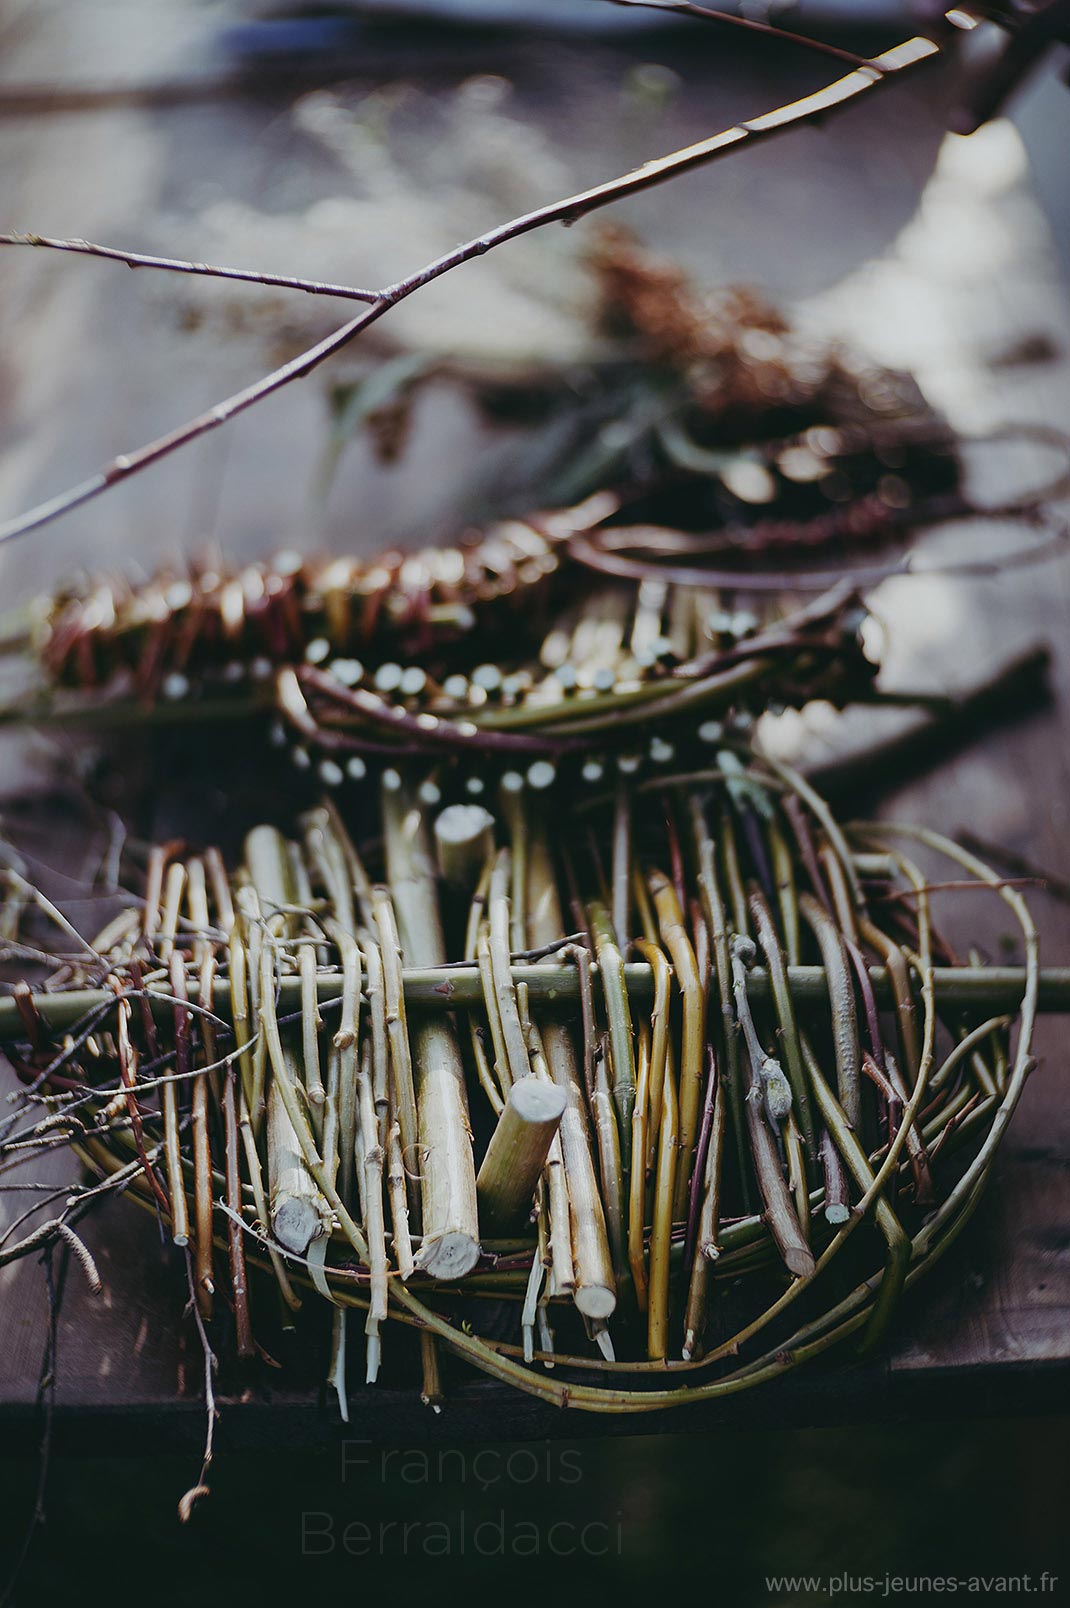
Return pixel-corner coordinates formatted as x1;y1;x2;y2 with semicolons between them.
0;30;941;548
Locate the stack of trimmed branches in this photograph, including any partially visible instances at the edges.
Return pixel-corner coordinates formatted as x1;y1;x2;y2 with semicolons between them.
0;6;1064;1494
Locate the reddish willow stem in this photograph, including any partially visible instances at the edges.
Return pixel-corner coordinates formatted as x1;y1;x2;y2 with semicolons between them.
0;32;940;548
0;232;379;303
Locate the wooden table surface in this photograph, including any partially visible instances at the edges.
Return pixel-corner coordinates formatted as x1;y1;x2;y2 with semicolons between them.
1;1;1069;1451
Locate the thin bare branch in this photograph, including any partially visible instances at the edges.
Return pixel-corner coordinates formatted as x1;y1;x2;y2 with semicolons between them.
0;232;379;303
0;32;939;548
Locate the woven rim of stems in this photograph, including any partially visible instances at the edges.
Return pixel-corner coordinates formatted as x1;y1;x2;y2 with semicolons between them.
2;753;1037;1413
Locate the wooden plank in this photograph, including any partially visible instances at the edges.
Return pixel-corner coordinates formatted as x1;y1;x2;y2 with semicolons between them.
1;3;1068;1435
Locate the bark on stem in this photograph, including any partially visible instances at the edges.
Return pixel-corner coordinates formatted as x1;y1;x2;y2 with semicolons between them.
800;894;862;1130
648;1056;678;1361
588;902;637;1172
488;849;532;1086
683;1071;725;1361
267;1074;323;1255
591;1044;627;1291
222;1068;255;1357
163;952;191;1247
247;828;329;1255
527;828;617;1321
650;871;704;1220
358;1041;388;1383
186;860;217;1319
370;890;420;1222
381;777;480;1280
3;967;1067;1040
435;803;496;891
476;1077;567;1237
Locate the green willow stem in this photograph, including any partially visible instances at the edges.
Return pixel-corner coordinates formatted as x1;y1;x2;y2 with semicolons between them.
691;790;760;1212
487;849;532;1086
649;872;704;1221
804;1044;910;1354
628;1022;652;1313
74;981;1004;1388
526;822;617;1322
2;787;1049;1413
591;1042;627;1288
634;939;671;1176
799;894;863;1130
588;902;637;1170
5;962;1066;1040
381;778;479;1280
749;886;817;1159
648;1051;678;1360
858;917;922;1089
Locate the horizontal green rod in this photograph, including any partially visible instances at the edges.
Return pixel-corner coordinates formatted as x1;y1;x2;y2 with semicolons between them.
2;964;1068;1041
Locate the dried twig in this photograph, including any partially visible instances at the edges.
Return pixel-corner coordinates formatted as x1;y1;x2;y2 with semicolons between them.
0;231;379;302
0;33;938;546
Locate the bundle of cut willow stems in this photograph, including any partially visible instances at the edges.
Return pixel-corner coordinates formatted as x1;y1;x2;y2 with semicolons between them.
1;743;1039;1414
